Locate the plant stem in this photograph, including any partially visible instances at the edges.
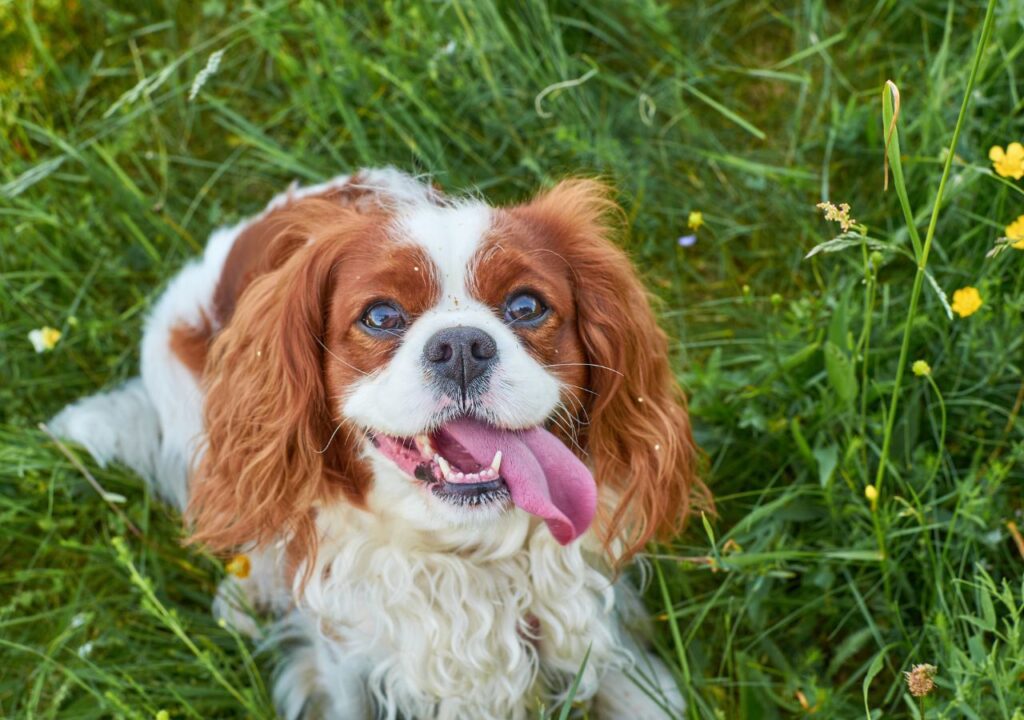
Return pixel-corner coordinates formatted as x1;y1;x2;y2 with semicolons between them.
873;0;998;495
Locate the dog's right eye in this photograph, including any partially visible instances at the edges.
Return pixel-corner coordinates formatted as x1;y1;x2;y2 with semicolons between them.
361;302;407;334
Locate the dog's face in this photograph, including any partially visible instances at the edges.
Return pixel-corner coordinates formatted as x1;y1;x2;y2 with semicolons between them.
340;201;578;440
330;201;595;536
188;178;707;567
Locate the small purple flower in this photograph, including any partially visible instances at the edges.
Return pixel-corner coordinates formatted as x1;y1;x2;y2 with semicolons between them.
677;234;697;248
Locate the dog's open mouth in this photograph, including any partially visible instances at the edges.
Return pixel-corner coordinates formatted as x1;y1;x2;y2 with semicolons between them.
371;417;597;544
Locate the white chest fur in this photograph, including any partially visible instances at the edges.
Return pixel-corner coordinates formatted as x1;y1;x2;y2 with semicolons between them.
296;499;626;720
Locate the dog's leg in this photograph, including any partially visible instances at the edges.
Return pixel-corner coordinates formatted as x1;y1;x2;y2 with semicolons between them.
592;647;685;720
48;377;169;493
270;612;372;720
592;576;686;720
212;544;295;638
49;230;229;510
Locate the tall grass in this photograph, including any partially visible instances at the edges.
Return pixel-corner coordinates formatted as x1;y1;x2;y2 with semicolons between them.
2;1;1023;718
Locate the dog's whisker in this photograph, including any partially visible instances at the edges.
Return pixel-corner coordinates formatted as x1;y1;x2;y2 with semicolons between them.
317;421;347;454
544;362;624;377
316;335;369;376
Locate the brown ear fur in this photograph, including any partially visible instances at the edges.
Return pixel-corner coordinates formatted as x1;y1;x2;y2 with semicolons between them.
515;180;711;562
186;201;373;565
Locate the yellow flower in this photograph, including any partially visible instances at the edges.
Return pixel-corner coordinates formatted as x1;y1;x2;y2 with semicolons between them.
687;210;704;231
28;326;62;353
912;360;931;377
951;286;983;318
989;143;1024;179
864;484;879;511
1006;214;1024;250
225;554;251;579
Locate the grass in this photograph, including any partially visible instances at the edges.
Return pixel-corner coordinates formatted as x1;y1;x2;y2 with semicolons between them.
2;0;1024;717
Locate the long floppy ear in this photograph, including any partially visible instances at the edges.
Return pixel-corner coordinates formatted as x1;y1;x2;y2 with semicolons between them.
187;205;371;562
518;179;712;562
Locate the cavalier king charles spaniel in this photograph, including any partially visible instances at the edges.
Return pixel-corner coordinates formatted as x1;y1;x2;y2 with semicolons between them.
52;168;709;719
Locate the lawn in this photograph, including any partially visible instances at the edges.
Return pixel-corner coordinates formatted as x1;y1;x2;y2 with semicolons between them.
2;1;1024;718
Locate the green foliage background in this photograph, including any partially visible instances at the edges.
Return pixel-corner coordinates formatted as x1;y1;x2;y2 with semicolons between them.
2;1;1023;718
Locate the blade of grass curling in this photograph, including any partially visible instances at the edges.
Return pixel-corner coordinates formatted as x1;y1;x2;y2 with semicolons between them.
873;0;998;503
882;81;923;259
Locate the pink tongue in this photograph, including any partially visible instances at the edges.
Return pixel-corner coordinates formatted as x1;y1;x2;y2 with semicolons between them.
442;418;596;544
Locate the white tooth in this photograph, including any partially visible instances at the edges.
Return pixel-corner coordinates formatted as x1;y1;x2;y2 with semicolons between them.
415;434;434;458
454;472;464;481
490;450;502;473
436;455;452;479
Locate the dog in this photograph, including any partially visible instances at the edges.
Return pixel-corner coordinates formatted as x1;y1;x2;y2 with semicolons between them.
51;168;709;719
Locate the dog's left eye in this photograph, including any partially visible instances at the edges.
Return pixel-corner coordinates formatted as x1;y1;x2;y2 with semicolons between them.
504;292;547;325
361;302;407;334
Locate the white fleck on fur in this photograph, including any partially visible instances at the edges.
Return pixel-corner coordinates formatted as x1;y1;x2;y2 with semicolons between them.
50;168;684;720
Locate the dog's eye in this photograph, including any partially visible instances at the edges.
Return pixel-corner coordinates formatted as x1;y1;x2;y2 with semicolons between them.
361;302;407;333
504;292;547;325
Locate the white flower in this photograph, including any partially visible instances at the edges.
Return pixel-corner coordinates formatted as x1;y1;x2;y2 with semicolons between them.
28;326;61;353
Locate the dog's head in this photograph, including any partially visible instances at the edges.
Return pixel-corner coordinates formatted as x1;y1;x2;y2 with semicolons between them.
188;176;708;568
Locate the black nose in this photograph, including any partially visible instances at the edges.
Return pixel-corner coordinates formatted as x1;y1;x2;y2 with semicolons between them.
423;326;498;396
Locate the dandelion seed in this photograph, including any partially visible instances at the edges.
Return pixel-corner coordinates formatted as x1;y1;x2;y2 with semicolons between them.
904;663;937;697
989;143;1024;180
1005;214;1024;250
225;553;251;579
687;210;704;231
816;201;857;232
677;234;697;248
188;49;225;102
951;286;983;318
912;360;931;377
28;326;61;353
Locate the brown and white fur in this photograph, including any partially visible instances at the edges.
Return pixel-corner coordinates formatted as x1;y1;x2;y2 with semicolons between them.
51;168;709;719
